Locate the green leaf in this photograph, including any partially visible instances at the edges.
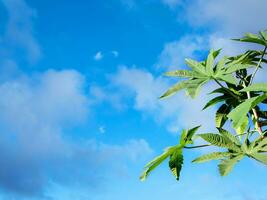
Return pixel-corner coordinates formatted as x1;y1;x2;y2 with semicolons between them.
185;58;206;75
240;83;267;92
233;32;267;46
199;133;239;151
192;152;231;163
253;138;267;152
218;155;243;176
164;70;202;78
215;104;231;128
169;149;183;180
227;94;267;129
206;50;215;76
202;95;228;110
140;146;176;181
225;63;252;74
260;30;267;40
250;153;267;165
160;80;189;98
217;74;237;85
183;125;201;144
185;79;208;98
235;116;248;135
215;56;227;76
218;128;241;146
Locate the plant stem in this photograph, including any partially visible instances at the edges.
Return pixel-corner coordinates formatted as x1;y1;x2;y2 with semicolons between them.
249;47;267;85
244;46;267;137
184;144;210;149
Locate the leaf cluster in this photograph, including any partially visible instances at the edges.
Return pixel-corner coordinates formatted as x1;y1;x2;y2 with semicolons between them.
141;30;267;181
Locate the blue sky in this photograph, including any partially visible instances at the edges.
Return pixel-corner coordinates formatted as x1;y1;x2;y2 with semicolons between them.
0;0;267;199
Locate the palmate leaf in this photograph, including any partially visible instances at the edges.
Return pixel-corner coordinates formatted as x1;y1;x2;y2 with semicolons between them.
169;149;183;180
215;104;231;128
141;126;201;181
192;152;231;163
217;74;237;85
227;94;267;129
218;154;244;176
240;83;267;92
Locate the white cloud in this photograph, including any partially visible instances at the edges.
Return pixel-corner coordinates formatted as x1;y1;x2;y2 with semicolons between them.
111;66;217;134
94;51;103;61
0;68;152;197
186;0;267;35
2;0;42;63
90;85;127;110
156;35;207;71
181;0;267;57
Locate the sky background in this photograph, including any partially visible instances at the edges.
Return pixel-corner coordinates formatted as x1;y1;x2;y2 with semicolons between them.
0;0;267;199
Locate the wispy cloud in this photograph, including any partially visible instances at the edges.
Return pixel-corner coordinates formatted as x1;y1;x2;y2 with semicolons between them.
99;126;106;134
2;0;42;63
110;66;217;134
162;0;182;8
94;51;103;61
0;68;152;198
111;50;119;58
156;35;207;71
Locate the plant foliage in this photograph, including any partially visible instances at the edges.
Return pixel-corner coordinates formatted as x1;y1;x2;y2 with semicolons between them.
140;30;267;181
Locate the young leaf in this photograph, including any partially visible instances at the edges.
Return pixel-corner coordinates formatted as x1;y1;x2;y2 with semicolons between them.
169;149;183;180
183;125;201;145
140;147;176;181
